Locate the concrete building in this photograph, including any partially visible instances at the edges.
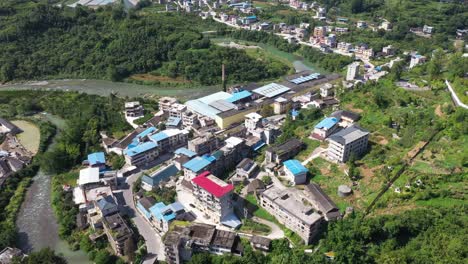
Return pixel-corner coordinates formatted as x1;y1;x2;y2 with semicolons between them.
164;223;243;264
245;112;263;132
311;117;340;140
346;62;360;81
320;83;334;97
313;26;326;38
148;202;186;233
124;141;159;167
304;183;341;221
188;134;221;155
141;164;179;191
273;97;289;114
235;158;258;179
191;171;240;228
283;159;308;185
409;54;427;69
0;118;22;135
327;124;369;163
260;187;323;244
102;213;133;256
124;101;144;118
265;138;303;164
159;97;179;113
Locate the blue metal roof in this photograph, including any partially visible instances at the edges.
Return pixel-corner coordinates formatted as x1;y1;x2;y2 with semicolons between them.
183;156;212;173
136;127;157;139
150;202;184;223
284;159;308;175
88;152;105;166
166;117;181;127
202;154;217;163
149;131;169;142
290;73;321;84
315;117;339;129
174;147;197;158
226;90;252;103
253;140;266;151
124;141;158;157
291;109;300;117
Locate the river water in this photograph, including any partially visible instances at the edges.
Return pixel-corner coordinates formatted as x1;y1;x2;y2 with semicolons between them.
15;114;91;264
0;79;220;99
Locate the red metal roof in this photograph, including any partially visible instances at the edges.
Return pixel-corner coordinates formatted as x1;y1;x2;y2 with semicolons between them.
191;171;234;198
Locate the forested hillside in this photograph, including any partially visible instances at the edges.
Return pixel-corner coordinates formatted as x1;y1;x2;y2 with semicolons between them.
0;1;288;84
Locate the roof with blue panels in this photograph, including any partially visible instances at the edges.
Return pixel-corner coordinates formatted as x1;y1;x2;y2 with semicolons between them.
88;152;105;166
284;159;308;175
226;90;252;103
183;156;212;173
174;147;197;158
315;117;339;130
124;141;158;157
166;117;181;127
149;202;184;223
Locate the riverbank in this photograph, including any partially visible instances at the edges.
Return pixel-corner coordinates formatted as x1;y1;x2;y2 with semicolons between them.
0;79;221;100
15;114;91;263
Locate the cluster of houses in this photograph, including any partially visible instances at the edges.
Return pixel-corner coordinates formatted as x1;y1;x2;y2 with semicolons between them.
91;67;364;261
71;152;134;256
0;118;31;188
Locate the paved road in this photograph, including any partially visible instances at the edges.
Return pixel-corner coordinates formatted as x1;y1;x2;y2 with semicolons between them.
121;174;164;264
252;217;284;239
446;79;468;109
302;147;326;166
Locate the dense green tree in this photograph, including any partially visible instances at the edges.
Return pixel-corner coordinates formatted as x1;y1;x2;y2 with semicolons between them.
20;248;67;264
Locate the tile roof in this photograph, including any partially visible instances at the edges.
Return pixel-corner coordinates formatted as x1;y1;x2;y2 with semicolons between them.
192;171;234;198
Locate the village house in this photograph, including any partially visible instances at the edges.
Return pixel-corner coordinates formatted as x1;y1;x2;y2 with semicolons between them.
102;213;133;256
191;171;240;228
282;159;308;185
0;118;22;135
265;138;304;164
260;186;323;244
327;124;369;163
164;223;243;264
311;117;340;140
124;101;144;118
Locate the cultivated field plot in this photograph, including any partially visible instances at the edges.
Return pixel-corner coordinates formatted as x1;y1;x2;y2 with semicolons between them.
12;120;40;154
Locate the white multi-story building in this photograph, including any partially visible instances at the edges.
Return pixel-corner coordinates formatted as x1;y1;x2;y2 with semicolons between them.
327;124;369;163
337;42;353;53
260;187;323;244
124;101;144;118
346;62;360;81
159;97;178;113
245;112;263;132
168;103;187;119
409;54;427;69
191;171;240;227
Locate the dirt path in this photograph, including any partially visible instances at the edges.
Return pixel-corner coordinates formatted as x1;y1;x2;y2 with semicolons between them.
435;105;444;118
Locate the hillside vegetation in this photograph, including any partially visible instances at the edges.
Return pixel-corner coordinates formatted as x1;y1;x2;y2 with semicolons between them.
0;1;288;85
